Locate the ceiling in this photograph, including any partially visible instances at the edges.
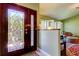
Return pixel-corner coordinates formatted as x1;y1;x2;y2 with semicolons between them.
39;3;79;20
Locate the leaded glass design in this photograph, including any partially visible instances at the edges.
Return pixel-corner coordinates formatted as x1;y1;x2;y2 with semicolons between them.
8;9;24;52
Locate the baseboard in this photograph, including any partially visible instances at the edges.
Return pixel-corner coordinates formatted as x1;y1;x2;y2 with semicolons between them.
36;47;50;56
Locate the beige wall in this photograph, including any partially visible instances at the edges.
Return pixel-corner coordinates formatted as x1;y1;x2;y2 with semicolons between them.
40;15;53;20
17;3;39;11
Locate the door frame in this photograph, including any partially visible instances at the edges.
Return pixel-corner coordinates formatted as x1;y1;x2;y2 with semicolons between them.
0;3;37;56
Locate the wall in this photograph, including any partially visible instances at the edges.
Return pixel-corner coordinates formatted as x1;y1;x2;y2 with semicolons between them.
40;15;53;20
63;15;79;36
38;15;54;48
16;3;39;11
39;14;60;56
39;30;60;56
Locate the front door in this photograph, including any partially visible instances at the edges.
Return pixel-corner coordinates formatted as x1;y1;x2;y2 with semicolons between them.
1;3;37;56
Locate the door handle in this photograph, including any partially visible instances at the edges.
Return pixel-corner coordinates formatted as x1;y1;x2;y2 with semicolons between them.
25;24;31;27
25;32;27;34
25;28;28;34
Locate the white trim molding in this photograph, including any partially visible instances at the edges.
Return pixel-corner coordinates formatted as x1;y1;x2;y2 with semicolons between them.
36;48;51;56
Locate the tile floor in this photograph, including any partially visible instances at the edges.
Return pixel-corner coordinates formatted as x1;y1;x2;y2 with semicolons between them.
22;51;39;56
22;49;46;56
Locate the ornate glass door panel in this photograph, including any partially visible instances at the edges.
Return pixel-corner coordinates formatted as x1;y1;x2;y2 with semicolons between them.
8;9;24;52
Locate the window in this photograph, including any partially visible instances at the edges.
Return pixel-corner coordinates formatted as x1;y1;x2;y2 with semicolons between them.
40;20;63;35
40;20;55;29
40;20;63;30
31;15;34;46
56;21;63;29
